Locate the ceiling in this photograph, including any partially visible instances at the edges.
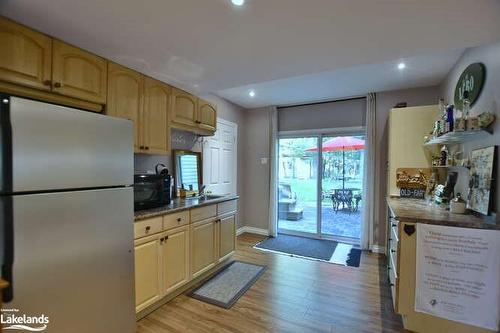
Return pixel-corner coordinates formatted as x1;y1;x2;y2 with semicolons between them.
1;0;500;108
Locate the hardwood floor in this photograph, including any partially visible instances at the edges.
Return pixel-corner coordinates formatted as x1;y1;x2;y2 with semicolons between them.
137;233;407;333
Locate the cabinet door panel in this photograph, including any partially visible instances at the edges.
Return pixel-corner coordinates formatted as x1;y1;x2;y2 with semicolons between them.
191;220;216;278
171;88;197;128
219;214;236;260
162;226;189;294
143;78;170;154
198;99;217;132
0;17;52;90
134;236;161;312
107;63;144;151
52;40;107;103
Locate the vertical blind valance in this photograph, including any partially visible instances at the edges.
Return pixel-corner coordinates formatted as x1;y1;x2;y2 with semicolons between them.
277;98;366;132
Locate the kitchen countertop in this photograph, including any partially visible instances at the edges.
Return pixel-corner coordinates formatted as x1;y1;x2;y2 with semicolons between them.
134;195;239;221
387;197;500;230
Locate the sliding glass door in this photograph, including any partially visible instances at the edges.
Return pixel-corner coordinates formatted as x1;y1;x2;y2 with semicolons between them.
277;137;319;235
277;133;364;243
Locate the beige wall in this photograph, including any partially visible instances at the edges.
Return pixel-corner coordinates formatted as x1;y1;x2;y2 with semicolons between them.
240;107;273;231
439;41;500;216
374;86;440;247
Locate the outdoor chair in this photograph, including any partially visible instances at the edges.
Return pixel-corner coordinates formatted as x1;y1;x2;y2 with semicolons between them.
331;189;353;212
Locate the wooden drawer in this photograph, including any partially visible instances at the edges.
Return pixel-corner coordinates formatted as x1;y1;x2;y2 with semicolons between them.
191;204;217;222
134;216;163;239
163;210;190;230
217;200;237;215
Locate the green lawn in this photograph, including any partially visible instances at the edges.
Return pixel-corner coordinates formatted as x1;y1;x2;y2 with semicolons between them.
281;178;363;203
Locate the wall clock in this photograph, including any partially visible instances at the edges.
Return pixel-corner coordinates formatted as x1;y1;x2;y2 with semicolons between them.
454;62;486;110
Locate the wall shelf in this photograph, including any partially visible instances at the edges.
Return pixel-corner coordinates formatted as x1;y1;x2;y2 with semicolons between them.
424;129;492;146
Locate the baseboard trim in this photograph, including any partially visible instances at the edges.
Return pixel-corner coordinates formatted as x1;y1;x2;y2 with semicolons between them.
237;226;269;236
370;245;386;254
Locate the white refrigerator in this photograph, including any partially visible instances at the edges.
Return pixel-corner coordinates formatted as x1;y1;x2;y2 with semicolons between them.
0;96;136;332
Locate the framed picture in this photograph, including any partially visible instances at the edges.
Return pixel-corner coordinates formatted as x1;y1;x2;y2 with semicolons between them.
467;146;496;215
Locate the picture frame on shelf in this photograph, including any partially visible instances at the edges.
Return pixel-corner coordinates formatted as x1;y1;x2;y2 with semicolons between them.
467;146;496;215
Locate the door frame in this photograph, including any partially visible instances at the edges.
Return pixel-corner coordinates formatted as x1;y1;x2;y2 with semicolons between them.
277;126;365;244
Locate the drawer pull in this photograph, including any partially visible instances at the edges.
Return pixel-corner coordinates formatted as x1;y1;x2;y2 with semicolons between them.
391;249;396;254
43;80;52;86
387;266;391;270
145;226;151;232
391;223;397;227
390;283;395;287
165;235;169;240
53;82;62;88
177;217;182;222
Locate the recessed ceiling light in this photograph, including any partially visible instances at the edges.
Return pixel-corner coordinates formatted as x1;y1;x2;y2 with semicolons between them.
249;90;256;97
398;62;406;70
231;0;245;6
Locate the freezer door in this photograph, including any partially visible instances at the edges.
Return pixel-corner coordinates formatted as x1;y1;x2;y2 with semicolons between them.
3;188;136;333
7;96;133;192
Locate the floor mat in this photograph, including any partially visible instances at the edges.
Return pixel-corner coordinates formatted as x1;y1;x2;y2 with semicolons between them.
188;261;266;309
254;234;361;267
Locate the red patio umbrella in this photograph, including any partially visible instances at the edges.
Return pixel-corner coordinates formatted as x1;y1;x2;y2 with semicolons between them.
305;136;365;189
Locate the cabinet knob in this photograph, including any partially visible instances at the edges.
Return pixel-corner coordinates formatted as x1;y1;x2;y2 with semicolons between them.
391;224;397;227
43;80;52;86
391;249;396;254
195;120;201;124
53;82;62;88
145;226;151;232
165;235;169;240
390;283;395;287
177;218;182;222
145;146;150;150
139;146;145;150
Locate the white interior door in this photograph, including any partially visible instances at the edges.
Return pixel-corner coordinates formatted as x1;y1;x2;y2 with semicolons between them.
203;119;237;195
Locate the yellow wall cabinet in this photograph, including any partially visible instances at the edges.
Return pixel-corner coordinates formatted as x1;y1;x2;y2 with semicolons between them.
161;225;190;295
170;88;218;135
52;40;107;104
197;99;217;132
134;234;162;313
171;87;198;128
190;219;217;279
0;16;52;91
107;63;144;152
0;17;106;110
142;78;171;155
387;105;439;196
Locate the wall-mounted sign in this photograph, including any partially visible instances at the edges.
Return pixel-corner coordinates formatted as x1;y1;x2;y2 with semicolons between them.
454;62;486;110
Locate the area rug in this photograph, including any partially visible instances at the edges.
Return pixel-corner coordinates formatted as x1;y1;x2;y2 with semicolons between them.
188;261;266;309
254;234;361;267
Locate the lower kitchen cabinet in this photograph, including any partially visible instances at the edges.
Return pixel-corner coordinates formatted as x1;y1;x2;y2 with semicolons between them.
134;234;162;312
161;225;190;295
218;214;236;261
190;219;217;279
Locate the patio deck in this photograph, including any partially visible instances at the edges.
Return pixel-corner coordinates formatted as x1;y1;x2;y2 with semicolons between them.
279;203;361;240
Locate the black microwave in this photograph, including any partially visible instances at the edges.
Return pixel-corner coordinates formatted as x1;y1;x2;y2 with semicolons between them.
134;173;171;211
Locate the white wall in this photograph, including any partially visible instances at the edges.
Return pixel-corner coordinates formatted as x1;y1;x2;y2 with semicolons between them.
439;42;500;216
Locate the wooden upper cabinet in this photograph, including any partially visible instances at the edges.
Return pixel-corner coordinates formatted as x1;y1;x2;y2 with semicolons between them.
107;62;144;151
171;88;198;128
52;40;107;104
0;17;52;91
198;99;217;131
143;78;171;155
